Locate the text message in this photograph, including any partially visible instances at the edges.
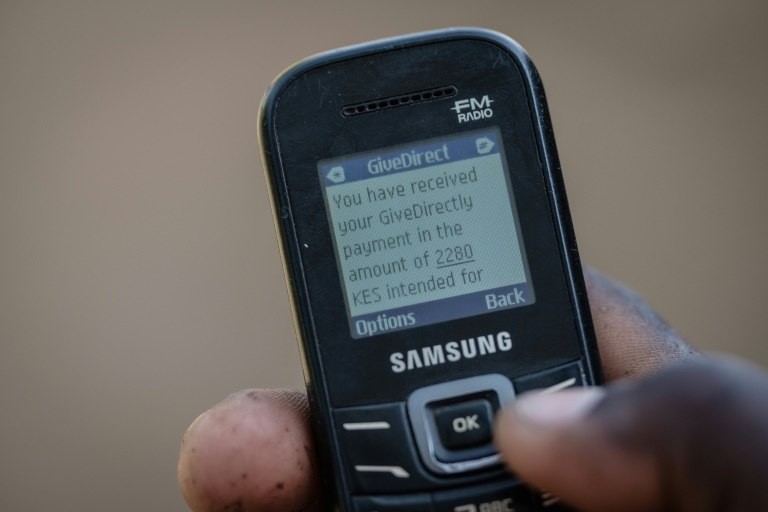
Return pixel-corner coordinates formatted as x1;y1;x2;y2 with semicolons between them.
319;129;533;338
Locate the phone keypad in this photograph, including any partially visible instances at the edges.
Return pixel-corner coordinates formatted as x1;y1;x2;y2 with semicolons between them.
341;363;587;511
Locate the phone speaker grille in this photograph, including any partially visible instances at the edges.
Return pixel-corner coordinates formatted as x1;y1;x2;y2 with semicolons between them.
341;85;457;117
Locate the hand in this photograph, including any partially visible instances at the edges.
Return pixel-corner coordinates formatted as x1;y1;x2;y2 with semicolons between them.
177;268;727;511
495;356;768;512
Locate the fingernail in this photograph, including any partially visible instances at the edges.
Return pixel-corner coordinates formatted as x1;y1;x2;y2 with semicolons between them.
512;388;605;426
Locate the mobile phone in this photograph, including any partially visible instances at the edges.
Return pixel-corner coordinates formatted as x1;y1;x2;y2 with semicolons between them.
259;28;602;512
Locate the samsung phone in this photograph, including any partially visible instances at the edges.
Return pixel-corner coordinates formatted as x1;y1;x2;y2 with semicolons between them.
258;28;602;512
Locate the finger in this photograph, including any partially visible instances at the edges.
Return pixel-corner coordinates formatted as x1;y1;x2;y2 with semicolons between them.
496;357;768;512
584;266;697;380
178;389;323;512
496;387;657;512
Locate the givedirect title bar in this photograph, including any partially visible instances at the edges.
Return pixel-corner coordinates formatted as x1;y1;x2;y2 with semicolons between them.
319;129;501;187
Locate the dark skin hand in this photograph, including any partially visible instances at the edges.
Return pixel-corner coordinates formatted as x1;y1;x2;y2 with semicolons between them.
177;268;768;511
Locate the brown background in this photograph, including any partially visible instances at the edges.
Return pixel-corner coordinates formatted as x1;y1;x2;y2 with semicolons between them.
1;1;766;510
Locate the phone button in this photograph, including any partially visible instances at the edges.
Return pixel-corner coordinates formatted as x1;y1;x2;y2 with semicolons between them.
335;404;431;493
408;374;515;475
513;361;585;394
352;494;433;512
433;399;494;450
432;480;533;512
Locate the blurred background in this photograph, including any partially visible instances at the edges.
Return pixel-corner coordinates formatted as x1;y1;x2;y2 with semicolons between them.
1;1;766;510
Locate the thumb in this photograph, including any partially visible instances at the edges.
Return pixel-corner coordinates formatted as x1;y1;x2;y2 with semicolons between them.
494;357;768;512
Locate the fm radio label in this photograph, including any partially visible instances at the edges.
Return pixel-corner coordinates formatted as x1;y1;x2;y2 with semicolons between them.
450;95;495;123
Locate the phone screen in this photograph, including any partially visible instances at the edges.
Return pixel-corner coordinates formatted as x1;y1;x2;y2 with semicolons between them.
319;127;535;338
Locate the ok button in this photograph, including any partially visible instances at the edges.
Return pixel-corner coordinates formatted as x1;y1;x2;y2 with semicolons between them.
433;399;494;450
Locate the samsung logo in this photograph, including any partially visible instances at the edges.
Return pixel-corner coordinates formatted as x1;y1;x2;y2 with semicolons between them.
389;331;512;373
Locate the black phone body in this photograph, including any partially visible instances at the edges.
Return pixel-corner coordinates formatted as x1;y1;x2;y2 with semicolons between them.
259;28;601;512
